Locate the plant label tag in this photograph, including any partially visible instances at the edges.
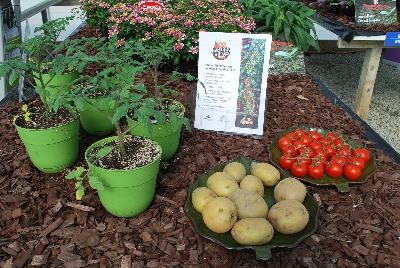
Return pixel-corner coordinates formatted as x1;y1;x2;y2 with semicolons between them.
384;32;400;46
194;32;272;137
355;0;397;25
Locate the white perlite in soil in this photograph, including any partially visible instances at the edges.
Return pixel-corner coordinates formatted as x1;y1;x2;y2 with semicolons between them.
93;136;161;170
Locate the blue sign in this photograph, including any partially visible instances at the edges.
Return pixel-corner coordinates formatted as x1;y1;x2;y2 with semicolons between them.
384;32;400;47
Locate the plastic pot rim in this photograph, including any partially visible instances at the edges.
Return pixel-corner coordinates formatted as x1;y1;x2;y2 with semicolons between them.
85;135;162;172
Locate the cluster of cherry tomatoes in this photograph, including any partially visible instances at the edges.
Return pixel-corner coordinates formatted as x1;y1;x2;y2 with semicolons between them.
277;129;371;180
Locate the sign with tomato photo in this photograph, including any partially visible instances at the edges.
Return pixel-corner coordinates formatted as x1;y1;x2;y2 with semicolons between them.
195;32;272;136
355;0;397;25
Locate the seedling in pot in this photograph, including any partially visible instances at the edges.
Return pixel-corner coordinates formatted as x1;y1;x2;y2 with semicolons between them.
0;16;82;122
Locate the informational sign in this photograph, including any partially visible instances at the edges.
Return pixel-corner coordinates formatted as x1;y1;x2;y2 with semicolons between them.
355;0;397;25
384;32;400;46
194;32;272;136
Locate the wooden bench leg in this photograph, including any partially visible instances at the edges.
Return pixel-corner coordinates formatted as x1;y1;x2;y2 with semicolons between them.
354;47;382;120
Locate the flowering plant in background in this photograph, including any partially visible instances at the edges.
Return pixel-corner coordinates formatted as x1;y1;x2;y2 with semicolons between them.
80;0;255;62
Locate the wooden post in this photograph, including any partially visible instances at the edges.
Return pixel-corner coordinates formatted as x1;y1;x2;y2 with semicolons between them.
354;48;382;119
0;10;5;101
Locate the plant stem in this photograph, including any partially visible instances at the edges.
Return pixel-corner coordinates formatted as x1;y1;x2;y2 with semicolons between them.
115;121;127;158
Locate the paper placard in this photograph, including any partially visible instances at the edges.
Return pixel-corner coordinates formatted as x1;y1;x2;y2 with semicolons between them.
355;0;397;25
194;32;272;136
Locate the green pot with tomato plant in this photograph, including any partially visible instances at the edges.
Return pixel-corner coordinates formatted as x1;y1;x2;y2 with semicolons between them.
14;113;80;173
79;96;115;136
127;99;185;161
83;135;162;217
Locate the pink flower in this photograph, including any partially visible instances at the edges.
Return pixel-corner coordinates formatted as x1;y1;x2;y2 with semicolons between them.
116;38;126;47
189;46;199;54
174;42;184;51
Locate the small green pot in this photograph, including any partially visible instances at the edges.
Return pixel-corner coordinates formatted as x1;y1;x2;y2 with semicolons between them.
85;136;161;218
34;73;78;101
79;97;115;136
127;99;185;161
14;117;80;173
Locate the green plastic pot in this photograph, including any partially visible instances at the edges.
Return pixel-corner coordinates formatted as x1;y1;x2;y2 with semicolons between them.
127;99;185;161
85;136;162;218
34;73;78;102
79;97;115;136
14;116;79;173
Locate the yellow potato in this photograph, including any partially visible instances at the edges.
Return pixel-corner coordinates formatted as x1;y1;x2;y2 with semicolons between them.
268;200;309;234
223;162;246;182
240;175;264;196
207;172;239;197
274;177;307;203
231;218;274;246
202;197;238;233
228;189;268;219
192;187;217;213
251;163;280;186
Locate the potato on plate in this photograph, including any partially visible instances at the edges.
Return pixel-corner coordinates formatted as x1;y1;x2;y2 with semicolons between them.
223;162;246;182
231;218;274;246
251;163;280;186
228;189;268;219
268;200;309;234
274;177;306;203
240;175;264;196
202;197;238;233
207;172;239;197
192;187;217;213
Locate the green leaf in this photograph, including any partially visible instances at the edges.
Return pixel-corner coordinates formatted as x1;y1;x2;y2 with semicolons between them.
66;166;86;180
88;174;105;191
96;146;114;159
75;182;85;201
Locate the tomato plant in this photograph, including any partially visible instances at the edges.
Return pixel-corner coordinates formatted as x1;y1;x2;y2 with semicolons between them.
343;164;361;180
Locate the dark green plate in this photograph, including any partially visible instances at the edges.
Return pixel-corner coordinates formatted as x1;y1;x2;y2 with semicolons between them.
184;156;319;261
268;125;376;193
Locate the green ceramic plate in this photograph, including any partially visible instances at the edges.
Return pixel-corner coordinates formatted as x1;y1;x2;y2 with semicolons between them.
184;156;319;261
268;125;376;193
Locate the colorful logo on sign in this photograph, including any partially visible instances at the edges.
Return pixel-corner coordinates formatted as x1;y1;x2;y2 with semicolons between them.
138;0;164;13
384;32;400;46
212;42;230;60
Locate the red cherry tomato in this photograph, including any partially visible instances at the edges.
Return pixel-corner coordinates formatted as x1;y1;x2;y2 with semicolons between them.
337;145;351;157
281;145;297;156
309;140;322;151
300;134;311;146
279;155;295;170
298;158;312;166
324;144;336;157
326;162;343;178
331;155;349;166
333;138;344;148
350;157;365;170
285;132;298;141
294;129;306;137
278;136;292;150
299;147;314;158
291;163;308;177
353;148;371;162
292;140;307;149
326;132;338;141
309;130;321;141
308;165;324;179
313;160;327;169
343;164;362;181
319;137;331;145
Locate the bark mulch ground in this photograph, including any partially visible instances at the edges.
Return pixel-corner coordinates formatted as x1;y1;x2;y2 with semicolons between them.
1;74;400;267
301;0;400;33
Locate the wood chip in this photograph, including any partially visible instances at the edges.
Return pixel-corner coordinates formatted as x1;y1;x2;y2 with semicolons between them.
39;218;64;237
120;255;131;268
357;223;384;234
66;202;95;212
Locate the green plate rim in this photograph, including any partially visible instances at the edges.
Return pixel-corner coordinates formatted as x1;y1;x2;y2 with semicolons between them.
268;124;377;193
184;156;320;261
